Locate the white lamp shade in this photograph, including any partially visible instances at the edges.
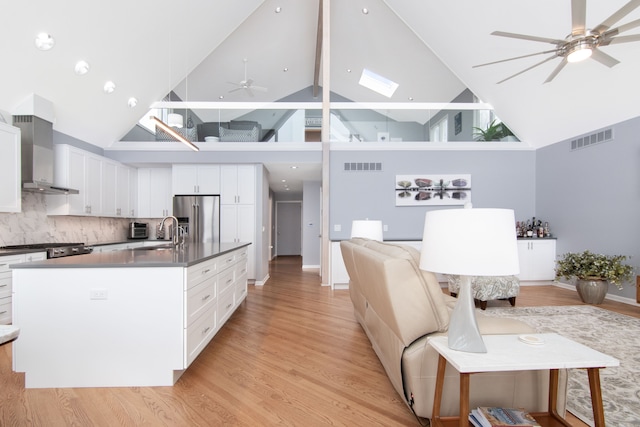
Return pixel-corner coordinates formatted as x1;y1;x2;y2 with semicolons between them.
419;208;519;276
168;113;184;128
351;220;383;241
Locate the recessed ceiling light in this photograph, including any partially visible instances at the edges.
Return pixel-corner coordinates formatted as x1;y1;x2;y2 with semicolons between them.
127;97;138;108
35;33;55;51
290;166;298;169
219;95;224;99
347;69;352;73
359;68;398;98
103;81;116;94
74;60;90;75
283;67;288;72
408;97;414;101
282;179;287;182
362;8;369;14
275;6;282;13
285;187;290;191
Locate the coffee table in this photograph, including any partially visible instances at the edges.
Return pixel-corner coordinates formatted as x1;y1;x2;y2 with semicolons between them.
428;333;619;427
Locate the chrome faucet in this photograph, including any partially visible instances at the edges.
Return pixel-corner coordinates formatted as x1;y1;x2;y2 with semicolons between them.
159;216;180;247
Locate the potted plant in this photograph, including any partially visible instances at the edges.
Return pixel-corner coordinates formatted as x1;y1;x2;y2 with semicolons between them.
473;120;515;141
555;250;635;304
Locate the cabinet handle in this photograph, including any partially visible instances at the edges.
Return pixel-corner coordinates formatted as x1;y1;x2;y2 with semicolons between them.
0;284;7;288
202;294;211;301
202;326;211;334
226;279;233;285
226;303;232;309
226;258;233;263
202;269;211;274
0;310;6;315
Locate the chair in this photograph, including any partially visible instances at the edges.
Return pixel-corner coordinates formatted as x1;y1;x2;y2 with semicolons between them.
447;274;519;310
0;325;20;346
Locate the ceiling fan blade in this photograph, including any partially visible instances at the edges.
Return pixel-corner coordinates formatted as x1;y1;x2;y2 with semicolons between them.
593;0;640;33
544;58;568;83
571;0;587;35
601;18;640;43
228;87;243;93
250;86;268;92
245;88;255;97
605;34;640;45
496;55;558;84
491;31;564;45
590;49;620;68
473;49;558;68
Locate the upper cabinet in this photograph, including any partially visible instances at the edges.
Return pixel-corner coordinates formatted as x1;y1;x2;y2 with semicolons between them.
0;122;21;213
46;144;136;218
220;165;255;205
137;167;172;218
172;165;220;195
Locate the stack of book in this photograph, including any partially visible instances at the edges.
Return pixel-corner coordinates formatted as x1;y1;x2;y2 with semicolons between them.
469;407;541;427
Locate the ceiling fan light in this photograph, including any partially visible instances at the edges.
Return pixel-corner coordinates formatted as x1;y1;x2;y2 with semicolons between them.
567;45;593;63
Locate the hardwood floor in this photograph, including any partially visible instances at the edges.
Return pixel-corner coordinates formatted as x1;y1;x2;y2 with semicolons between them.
1;256;637;426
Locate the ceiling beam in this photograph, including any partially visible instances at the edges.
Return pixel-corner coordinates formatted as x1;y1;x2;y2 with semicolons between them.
313;0;323;98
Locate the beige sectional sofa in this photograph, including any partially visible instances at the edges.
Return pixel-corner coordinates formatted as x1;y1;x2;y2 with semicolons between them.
340;238;566;421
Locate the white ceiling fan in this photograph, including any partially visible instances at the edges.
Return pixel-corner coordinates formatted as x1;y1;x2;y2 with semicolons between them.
474;0;640;84
227;58;268;97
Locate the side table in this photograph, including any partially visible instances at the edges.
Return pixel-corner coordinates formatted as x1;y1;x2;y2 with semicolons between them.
428;333;619;427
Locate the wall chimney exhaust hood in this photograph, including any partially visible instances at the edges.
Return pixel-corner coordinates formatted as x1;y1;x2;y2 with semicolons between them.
12;95;79;195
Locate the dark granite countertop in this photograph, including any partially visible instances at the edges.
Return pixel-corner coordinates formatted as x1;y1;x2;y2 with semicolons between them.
10;242;250;269
0;248;48;257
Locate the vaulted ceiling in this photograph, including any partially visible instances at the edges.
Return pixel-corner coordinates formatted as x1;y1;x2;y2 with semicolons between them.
2;1;639;150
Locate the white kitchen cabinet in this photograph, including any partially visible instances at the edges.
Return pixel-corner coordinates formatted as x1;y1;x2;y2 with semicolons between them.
102;160;117;216
0;122;21;213
0;252;46;324
47;144;134;217
137;167;172;218
221;204;255;280
517;239;557;281
220;165;255;205
172;164;220;195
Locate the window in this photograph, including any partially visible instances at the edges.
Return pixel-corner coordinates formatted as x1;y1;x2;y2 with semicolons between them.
430;117;448;142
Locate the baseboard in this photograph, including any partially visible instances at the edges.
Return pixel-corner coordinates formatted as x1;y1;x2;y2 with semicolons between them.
253;274;270;287
552;281;640;307
302;264;320;270
333;283;349;290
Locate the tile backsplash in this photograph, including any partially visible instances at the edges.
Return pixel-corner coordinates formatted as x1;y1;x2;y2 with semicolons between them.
0;193;139;246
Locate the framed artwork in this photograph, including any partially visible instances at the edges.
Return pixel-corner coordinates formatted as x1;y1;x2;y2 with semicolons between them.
454;112;462;135
395;174;471;206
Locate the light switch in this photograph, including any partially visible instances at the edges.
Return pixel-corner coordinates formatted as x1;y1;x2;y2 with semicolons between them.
334;224;341;232
90;289;108;300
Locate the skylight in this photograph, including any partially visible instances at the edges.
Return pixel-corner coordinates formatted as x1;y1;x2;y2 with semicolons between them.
358;68;398;98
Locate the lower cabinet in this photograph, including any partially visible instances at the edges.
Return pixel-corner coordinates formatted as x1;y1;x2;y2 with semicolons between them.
0;252;47;325
517;239;557;281
184;245;248;367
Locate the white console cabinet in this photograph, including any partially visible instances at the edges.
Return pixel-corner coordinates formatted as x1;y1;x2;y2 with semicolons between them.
517;239;557;281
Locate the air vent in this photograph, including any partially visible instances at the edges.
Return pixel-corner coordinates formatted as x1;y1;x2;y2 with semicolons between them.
344;162;382;171
570;128;613;151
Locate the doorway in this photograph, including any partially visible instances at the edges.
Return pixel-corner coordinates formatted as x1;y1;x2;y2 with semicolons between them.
275;201;302;256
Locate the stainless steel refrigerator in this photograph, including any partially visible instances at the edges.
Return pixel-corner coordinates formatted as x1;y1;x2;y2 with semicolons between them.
173;195;220;243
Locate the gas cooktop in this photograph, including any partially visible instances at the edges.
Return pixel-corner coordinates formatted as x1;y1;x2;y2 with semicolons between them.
0;243;92;258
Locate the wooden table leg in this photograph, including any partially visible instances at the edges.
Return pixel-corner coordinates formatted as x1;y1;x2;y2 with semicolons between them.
431;355;447;425
459;372;470;427
587;368;606;427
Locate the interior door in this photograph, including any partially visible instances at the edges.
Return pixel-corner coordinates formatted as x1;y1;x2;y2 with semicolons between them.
276;201;302;256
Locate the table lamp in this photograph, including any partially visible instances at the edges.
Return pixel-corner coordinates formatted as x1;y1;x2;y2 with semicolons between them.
419;208;519;353
351;219;383;241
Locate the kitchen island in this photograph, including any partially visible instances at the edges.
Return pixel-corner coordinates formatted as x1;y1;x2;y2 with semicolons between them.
11;242;250;388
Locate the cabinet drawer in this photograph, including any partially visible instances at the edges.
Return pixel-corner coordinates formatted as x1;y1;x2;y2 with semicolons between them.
0;276;11;299
218;268;235;294
0;298;11;325
235;273;248;302
187;258;218;290
218;252;237;273
217;285;235;324
185;277;216;327
235;260;248;278
185;305;217;367
0;255;24;274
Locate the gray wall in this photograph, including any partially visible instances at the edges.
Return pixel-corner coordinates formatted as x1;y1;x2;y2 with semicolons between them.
302;180;321;267
536;117;640;300
329;149;536;240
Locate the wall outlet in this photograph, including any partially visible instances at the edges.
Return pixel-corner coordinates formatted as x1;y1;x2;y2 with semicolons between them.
90;289;108;300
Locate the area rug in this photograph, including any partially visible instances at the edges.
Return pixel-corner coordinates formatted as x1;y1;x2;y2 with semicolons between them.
483;305;640;427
